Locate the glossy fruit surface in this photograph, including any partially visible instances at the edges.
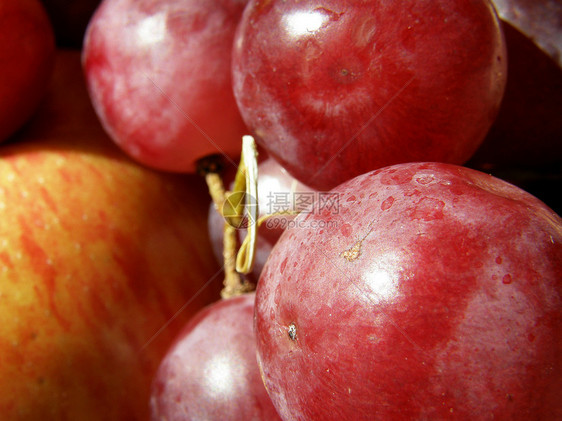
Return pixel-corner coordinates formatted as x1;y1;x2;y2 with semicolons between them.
82;0;248;173
233;0;507;190
0;0;55;142
150;293;281;420
0;51;221;420
255;162;562;420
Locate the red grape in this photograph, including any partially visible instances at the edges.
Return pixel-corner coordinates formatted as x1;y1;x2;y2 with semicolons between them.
82;0;248;172
232;0;508;190
0;0;55;143
255;162;562;420
150;293;281;420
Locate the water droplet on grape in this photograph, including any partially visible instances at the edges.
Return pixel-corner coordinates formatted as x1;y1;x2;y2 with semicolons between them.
502;274;512;284
409;197;445;221
352;16;377;48
381;168;415;185
280;257;288;274
381;196;395;211
415;175;435;185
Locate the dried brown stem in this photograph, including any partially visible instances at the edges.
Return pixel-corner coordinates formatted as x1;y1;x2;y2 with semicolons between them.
204;172;253;298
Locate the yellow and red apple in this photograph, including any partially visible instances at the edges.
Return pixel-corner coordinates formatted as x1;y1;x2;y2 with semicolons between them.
0;51;222;420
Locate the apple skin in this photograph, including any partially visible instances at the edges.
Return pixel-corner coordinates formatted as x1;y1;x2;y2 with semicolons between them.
82;0;249;173
255;162;562;420
232;0;508;191
0;0;55;143
150;293;282;420
0;51;221;420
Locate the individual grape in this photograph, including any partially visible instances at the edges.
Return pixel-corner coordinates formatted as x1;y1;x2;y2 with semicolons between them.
82;0;248;172
232;0;507;190
150;293;281;420
255;162;562;420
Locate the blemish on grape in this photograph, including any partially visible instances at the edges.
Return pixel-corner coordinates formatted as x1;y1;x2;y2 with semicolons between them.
288;323;297;341
341;240;362;261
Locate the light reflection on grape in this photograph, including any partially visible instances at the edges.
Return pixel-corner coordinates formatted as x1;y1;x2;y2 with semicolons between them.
362;253;402;304
135;13;166;47
283;10;327;37
204;353;246;399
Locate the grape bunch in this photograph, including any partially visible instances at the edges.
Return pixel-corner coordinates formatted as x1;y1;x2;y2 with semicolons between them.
81;0;562;419
1;0;559;419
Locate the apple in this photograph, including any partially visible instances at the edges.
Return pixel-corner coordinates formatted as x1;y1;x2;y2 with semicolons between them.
0;0;55;143
0;51;221;420
150;293;282;420
255;162;562;419
82;0;249;173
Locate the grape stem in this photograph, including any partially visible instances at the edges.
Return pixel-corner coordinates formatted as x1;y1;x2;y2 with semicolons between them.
198;136;259;299
235;135;259;275
205;171;250;298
